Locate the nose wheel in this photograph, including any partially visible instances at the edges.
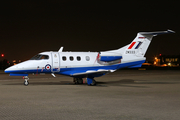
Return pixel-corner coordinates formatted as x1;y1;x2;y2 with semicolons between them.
24;80;29;86
23;76;29;86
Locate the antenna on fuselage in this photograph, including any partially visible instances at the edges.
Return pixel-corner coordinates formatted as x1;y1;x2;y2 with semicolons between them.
58;47;64;52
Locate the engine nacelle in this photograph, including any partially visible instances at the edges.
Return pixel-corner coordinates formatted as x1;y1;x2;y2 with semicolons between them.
99;52;122;62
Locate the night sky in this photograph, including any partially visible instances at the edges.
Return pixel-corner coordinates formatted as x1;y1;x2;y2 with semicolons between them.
1;1;179;62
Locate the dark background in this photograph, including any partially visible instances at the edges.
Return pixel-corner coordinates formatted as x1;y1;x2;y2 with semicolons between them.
0;1;179;61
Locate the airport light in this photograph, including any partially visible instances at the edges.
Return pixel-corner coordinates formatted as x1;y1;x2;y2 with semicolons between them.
168;63;171;66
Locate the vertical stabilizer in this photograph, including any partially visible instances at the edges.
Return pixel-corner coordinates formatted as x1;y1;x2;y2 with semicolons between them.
126;33;152;57
127;30;175;57
108;30;175;58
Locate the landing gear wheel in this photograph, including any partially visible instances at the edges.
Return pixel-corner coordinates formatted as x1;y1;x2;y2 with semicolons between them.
77;78;83;84
90;80;96;86
24;81;29;86
23;76;29;86
87;78;96;86
74;78;83;84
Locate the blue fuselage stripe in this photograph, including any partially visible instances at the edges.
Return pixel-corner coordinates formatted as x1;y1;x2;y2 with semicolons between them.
5;60;145;76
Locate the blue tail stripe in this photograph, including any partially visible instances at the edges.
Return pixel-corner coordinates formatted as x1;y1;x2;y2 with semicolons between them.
135;42;142;49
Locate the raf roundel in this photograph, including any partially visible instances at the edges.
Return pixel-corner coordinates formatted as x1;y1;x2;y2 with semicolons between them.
45;64;51;71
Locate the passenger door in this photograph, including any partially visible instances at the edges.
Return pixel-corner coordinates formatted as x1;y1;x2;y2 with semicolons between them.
51;52;60;72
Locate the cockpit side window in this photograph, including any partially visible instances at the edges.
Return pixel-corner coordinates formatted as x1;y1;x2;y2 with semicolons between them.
30;54;49;60
40;55;49;59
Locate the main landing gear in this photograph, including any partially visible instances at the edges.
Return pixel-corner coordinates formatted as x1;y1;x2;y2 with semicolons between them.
74;78;83;84
73;78;96;86
87;78;96;86
23;76;29;86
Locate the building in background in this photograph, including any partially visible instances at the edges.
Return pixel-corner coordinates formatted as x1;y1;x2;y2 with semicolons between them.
154;54;180;67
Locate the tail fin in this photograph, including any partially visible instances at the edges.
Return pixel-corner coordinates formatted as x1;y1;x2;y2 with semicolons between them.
102;30;174;68
109;30;175;57
128;29;175;57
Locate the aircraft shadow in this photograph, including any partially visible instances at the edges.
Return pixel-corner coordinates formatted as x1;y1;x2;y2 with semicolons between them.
96;79;179;88
3;81;74;86
3;79;179;88
96;79;146;88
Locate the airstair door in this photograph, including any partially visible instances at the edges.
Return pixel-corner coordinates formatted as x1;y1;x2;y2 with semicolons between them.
51;52;60;72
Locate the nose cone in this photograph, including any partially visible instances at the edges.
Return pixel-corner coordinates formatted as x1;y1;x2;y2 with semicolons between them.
4;68;8;73
4;65;16;73
4;61;26;73
4;60;38;74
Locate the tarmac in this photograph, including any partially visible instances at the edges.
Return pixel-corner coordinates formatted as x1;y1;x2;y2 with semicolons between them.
0;70;180;120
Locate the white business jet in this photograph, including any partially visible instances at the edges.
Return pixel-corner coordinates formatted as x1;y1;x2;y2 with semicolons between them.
5;30;174;86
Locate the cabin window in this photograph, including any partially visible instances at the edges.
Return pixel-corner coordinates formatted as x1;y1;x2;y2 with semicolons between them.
86;56;90;61
77;56;81;61
62;56;66;61
70;56;74;61
30;54;49;60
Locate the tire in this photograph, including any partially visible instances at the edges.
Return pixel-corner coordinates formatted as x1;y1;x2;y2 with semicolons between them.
24;81;29;86
90;80;96;86
77;78;83;84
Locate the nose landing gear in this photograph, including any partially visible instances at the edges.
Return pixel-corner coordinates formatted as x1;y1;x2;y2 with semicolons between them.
23;76;29;86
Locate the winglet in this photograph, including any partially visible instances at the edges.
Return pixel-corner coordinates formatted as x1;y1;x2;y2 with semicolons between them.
58;47;64;52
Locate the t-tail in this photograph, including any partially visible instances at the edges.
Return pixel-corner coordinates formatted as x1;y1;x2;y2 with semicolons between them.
104;30;175;68
125;29;175;57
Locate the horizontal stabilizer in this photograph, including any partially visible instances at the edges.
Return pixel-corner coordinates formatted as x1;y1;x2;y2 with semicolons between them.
139;29;175;36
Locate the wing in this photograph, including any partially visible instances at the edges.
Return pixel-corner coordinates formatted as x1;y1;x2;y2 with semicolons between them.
60;69;116;78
